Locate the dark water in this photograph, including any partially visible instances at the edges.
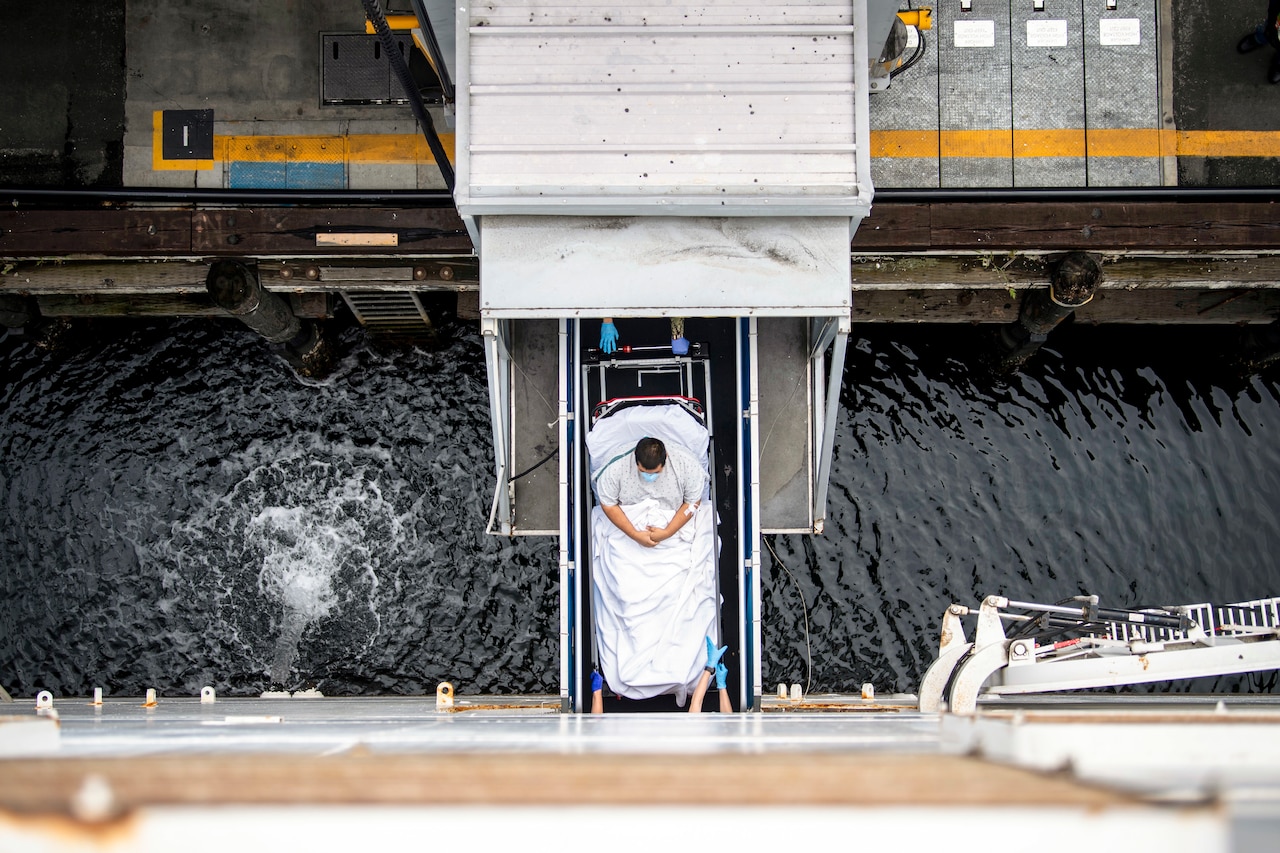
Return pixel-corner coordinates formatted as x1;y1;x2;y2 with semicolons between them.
3;320;1279;699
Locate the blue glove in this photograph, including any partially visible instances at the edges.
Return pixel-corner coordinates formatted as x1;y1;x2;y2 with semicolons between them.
671;336;689;355
591;671;603;692
705;636;727;670
715;661;728;690
600;321;619;354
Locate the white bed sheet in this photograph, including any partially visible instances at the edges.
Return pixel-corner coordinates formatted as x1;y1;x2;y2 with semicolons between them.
591;500;717;703
587;403;719;704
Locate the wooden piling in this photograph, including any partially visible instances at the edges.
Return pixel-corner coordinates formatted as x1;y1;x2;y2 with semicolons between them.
995;252;1102;371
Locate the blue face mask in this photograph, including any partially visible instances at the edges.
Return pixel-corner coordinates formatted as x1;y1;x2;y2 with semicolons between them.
639;470;660;483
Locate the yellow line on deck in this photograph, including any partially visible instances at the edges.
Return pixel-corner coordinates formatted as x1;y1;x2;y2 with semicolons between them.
871;129;1280;159
213;134;456;164
155;129;1273;170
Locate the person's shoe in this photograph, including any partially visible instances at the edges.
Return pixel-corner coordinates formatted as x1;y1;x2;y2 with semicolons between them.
1270;51;1280;84
1238;26;1266;53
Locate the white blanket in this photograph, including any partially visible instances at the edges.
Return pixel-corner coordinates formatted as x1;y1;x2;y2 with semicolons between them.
592;498;718;704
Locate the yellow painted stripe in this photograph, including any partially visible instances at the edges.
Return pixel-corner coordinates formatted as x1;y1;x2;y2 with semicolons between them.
347;134;456;163
213;134;455;164
871;129;1280;159
171;129;1272;173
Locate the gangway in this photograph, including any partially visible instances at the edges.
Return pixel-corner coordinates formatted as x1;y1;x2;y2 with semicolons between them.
458;1;901;712
920;594;1280;715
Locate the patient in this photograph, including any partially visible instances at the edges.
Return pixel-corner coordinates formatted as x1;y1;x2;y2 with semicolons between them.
595;437;708;548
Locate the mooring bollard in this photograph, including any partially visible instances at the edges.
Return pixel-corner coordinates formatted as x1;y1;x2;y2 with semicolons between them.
994;252;1101;372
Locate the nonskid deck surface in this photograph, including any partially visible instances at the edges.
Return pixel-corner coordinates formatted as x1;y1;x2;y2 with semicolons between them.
11;0;1261;191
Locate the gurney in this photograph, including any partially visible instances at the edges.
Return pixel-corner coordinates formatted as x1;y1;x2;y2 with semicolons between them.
586;399;720;703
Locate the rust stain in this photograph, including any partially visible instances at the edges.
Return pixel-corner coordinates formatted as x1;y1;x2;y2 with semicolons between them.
0;807;140;846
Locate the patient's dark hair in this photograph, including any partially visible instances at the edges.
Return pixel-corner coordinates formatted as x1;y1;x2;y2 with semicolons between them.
635;437;667;470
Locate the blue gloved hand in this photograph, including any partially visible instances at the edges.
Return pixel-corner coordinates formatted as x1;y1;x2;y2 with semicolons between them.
715;661;728;690
705;636;727;669
591;670;603;693
671;336;689;355
600;321;619;354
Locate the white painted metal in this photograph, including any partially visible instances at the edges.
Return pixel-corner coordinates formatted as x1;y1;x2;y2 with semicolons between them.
810;314;849;530
558;319;572;711
482;318;514;534
456;2;873;220
929;595;1280;715
747;317;763;708
478;215;853;318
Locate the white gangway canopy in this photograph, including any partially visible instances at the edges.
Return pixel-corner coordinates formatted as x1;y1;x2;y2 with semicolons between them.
455;0;875;317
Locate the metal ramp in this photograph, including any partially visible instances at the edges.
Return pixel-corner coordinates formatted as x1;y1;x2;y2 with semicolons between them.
340;291;436;337
920;594;1280;715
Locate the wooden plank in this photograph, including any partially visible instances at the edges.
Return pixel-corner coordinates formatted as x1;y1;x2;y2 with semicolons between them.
3;263;209;294
191;208;471;255
850;202;931;250
0;202;1276;258
2;261;478;295
36;294;223;317
0;209;190;256
0;753;1139;814
851;255;1280;290
852;285;1280;324
37;293;331;320
921;202;1280;251
315;233;399;247
850;201;1280;252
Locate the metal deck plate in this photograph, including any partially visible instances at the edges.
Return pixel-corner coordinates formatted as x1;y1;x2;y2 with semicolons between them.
1085;0;1161;186
937;0;1013;188
1012;2;1086;187
321;33;414;105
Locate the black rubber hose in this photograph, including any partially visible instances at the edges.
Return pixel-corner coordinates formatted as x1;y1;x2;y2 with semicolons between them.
361;0;456;191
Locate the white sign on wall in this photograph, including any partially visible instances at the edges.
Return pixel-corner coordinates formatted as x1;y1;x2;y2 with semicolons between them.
1099;18;1141;46
954;20;996;48
1027;19;1068;47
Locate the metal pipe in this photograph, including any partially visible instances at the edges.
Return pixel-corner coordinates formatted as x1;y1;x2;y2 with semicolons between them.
205;260;301;343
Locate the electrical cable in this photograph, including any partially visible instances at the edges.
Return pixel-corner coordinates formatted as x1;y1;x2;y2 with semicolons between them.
508;448;557;483
891;29;926;79
764;535;812;696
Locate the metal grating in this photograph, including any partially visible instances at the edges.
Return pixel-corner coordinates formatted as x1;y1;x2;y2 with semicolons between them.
340;291;435;335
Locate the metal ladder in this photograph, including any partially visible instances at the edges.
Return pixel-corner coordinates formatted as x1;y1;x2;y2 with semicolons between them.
918;594;1280;714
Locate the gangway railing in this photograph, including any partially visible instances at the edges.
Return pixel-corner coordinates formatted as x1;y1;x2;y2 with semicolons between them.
919;594;1280;715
